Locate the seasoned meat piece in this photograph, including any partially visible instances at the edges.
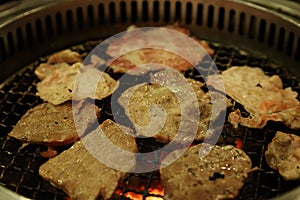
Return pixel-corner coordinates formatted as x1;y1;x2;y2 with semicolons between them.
207;66;300;129
160;144;252;200
265;131;300;180
106;25;214;75
37;62;119;105
8;101;100;146
35;62;70;80
118;70;228;143
47;49;82;64
39;119;138;200
35;49;82;80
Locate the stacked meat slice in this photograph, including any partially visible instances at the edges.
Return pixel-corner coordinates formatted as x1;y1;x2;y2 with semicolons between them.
35;50;119;105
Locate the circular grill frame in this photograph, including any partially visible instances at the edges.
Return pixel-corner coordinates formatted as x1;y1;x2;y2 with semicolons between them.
0;0;299;81
0;0;300;199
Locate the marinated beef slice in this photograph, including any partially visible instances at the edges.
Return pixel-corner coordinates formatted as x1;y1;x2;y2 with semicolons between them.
8;101;100;146
265;131;300;181
160;144;252;200
118;71;228;143
207;66;300;129
39;119;138;200
106;25;214;75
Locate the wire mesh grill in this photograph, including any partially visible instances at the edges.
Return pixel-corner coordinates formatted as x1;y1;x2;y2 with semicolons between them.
0;39;300;200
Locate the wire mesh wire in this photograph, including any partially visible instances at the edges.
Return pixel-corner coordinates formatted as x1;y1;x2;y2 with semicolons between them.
0;39;299;200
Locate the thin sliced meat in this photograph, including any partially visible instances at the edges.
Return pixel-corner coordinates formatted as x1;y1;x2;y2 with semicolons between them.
39;119;138;200
47;49;82;64
118;70;228;143
35;49;82;80
36;63;119;105
265;131;300;180
35;62;70;80
107;25;214;75
108;48;195;75
8;101;100;146
160;144;252;200
207;66;300;129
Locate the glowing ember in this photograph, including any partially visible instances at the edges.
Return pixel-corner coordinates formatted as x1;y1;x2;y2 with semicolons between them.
115;186;164;200
124;192;143;200
149;187;164;196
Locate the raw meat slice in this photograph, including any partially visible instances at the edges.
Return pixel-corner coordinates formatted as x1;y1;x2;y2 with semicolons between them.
106;25;214;75
39;119;138;200
265;131;300;180
207;66;300;129
160;143;252;200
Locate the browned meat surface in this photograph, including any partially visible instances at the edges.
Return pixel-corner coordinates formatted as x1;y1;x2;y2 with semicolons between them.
106;25;214;75
47;49;82;64
207;66;300;129
39;119;138;200
35;49;82;80
118;70;228;143
8;101;100;146
160;144;252;200
36;63;119;105
265;131;300;180
35;62;70;80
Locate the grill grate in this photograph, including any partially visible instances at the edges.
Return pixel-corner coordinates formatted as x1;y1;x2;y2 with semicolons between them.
0;39;300;200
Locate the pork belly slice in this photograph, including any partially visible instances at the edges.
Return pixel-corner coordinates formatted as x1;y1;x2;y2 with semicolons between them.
265;131;300;180
118;70;229;143
8;101;100;146
35;49;82;80
39;119;138;200
160;144;252;200
207;66;300;129
36;62;119;105
106;24;214;75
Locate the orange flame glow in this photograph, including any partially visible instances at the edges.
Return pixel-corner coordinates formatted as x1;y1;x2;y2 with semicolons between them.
115;185;164;200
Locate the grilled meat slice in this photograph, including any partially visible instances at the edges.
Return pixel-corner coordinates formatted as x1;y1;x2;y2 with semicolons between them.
39;119;138;200
106;25;214;75
265;131;300;180
36;62;119;105
207;66;300;129
8;101;100;146
35;49;82;80
47;49;82;64
160;144;252;200
35;62;70;80
118;70;228;143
